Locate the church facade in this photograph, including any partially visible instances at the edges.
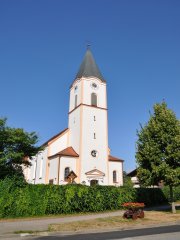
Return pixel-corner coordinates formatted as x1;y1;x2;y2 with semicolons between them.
25;49;124;186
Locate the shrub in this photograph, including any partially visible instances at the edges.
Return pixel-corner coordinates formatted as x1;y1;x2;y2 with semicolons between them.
0;179;137;218
136;188;168;206
162;185;180;202
1;178;178;218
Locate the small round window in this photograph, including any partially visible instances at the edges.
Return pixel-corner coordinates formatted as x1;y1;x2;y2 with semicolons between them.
91;150;98;157
91;82;98;90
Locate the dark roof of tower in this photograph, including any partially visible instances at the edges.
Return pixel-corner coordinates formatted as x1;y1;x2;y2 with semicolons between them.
71;49;106;86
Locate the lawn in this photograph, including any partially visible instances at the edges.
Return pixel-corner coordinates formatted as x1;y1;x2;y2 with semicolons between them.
49;211;180;233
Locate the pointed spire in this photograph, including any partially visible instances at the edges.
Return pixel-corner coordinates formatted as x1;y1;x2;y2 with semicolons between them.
75;48;106;83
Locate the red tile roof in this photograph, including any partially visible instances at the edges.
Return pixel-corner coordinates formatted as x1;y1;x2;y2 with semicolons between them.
49;147;79;158
108;155;124;162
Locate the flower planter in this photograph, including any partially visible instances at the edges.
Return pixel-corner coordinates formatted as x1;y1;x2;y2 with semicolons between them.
122;202;145;220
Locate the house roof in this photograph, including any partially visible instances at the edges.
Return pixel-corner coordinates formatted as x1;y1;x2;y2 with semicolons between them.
49;147;79;159
127;169;137;177
42;128;68;147
71;48;106;87
108;155;124;162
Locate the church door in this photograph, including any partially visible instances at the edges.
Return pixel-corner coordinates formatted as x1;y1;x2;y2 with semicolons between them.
90;180;98;186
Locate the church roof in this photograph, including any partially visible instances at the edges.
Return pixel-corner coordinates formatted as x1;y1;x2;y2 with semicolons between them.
49;147;79;158
42;128;69;147
72;48;106;86
58;147;79;157
108;155;124;162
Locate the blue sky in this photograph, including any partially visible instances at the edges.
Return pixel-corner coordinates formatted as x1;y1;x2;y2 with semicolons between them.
0;0;179;172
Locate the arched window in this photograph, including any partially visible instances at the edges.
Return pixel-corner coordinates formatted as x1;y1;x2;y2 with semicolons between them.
64;167;70;180
91;93;97;106
75;95;77;108
113;171;117;183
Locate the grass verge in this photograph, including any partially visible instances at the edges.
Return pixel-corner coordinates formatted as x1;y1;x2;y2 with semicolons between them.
48;211;180;233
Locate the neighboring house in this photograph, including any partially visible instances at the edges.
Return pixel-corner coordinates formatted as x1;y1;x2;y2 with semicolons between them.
127;169;140;188
25;48;124;186
127;168;164;188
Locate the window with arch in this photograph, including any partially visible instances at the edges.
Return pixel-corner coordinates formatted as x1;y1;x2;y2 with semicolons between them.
75;95;77;108
91;93;97;106
113;170;117;183
64;167;70;180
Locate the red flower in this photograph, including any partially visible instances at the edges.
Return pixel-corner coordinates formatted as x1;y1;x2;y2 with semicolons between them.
122;202;145;208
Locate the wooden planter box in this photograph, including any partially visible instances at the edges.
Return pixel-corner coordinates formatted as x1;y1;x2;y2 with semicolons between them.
123;208;144;220
122;202;145;220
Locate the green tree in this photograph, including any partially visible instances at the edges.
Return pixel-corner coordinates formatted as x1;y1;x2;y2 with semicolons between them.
136;102;180;213
123;171;134;188
0;118;42;180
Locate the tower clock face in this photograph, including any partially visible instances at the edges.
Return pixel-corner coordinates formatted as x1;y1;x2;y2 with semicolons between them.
91;82;99;90
91;150;98;157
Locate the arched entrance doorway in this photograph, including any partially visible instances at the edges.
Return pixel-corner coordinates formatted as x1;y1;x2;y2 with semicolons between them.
90;179;98;186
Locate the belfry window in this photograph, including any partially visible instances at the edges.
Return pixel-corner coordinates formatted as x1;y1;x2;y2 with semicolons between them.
91;93;97;106
75;95;77;108
64;167;70;180
94;133;96;139
113;171;117;183
94;116;96;121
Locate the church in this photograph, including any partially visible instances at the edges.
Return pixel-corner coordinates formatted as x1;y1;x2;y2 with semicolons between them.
25;48;124;186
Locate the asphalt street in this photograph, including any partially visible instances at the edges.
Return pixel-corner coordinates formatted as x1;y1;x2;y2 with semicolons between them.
33;225;180;240
1;225;179;240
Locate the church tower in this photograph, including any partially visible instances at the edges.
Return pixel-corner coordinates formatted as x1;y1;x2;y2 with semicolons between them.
68;48;109;185
27;48;123;186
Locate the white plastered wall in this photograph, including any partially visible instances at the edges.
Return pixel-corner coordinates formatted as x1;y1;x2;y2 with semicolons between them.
34;147;48;184
49;131;68;157
69;80;82;112
68;107;81;154
82;77;107;108
108;161;123;186
80;106;108;185
25;147;48;184
59;156;77;184
48;156;59;185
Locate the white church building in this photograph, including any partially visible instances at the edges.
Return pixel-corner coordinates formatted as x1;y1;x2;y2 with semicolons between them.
25;48;124;186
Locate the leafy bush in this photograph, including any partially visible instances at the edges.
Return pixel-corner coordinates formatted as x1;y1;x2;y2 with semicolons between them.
1;178;179;218
162;185;180;202
0;179;137;218
136;188;168;206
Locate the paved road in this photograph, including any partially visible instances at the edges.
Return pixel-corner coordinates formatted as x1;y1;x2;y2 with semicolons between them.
33;225;180;240
1;225;180;240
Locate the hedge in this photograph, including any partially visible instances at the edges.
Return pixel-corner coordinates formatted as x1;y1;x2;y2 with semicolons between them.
0;178;137;218
1;177;179;218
